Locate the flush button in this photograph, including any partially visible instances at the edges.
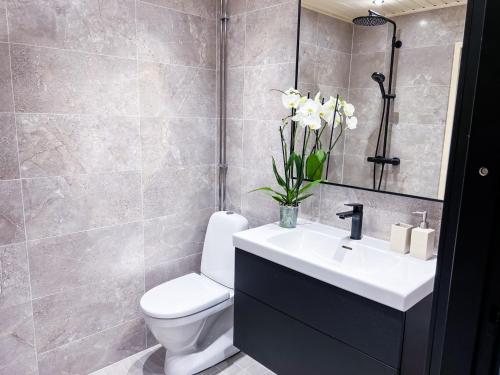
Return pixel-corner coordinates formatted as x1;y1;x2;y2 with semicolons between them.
479;167;489;176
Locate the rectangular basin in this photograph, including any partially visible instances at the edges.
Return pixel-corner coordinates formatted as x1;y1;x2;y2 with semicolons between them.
233;221;437;311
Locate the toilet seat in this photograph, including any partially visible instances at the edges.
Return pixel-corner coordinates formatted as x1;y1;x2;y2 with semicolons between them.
141;273;231;320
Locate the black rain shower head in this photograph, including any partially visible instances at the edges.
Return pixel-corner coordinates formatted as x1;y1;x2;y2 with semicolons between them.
352;15;387;26
371;72;386;97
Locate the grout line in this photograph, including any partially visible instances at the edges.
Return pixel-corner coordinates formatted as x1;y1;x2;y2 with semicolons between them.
9;41;217;71
25;219;144;244
138;0;216;21
245;0;295;15
36;317;144;357
5;6;40;372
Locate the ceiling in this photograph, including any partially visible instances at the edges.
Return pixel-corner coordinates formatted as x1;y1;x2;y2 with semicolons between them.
302;0;467;22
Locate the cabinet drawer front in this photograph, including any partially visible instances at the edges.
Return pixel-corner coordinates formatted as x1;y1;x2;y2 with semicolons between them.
235;291;398;375
235;249;405;368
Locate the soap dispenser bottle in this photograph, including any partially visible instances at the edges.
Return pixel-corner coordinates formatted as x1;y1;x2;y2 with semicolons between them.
410;211;435;260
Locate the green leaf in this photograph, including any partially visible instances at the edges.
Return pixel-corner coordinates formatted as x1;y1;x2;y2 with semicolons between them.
306;149;327;180
272;157;287;188
296;193;314;202
298;179;322;195
272;195;286;204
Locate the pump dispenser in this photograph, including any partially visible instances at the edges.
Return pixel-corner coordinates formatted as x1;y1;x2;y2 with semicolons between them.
409;211;435;260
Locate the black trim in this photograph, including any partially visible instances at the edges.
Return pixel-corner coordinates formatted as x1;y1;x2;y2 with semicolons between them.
303;177;443;203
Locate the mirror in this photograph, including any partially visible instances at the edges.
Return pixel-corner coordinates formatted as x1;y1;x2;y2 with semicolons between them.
296;0;467;200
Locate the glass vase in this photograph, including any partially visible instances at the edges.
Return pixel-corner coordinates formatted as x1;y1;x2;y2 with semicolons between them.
279;205;299;228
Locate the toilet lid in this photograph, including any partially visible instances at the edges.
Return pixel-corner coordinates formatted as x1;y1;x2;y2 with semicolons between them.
140;273;230;319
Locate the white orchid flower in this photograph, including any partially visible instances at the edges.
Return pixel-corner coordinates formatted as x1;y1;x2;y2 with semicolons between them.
294;98;322;130
346;116;358;129
281;88;302;109
344;103;355;117
321;96;338;125
333;113;342;128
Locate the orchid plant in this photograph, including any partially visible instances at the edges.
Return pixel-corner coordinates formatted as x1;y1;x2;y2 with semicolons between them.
251;88;357;207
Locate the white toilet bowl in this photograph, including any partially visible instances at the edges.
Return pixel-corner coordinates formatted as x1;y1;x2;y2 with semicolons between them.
140;212;248;375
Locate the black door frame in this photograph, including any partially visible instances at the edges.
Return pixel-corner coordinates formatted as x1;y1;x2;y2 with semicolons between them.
428;0;500;372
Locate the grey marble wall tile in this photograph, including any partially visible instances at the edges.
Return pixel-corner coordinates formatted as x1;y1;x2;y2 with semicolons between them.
347;88;383;124
317;14;353;54
298;42;317;85
0;302;37;375
0;113;19;180
227;0;247;16
394;6;467;49
227;119;243;167
246;0;292;12
226;166;242;212
316;49;351;88
324;153;343;184
341;153;377;191
145;253;202;290
242;119;282;170
227;13;245;68
243;63;295;120
382;159;441;198
22;172;142;239
389;123;444;163
0;44;13;112
37;319;146;375
11;44;138;115
141;0;216;19
0;180;25;246
33;273;144;353
299;7;318;45
0;242;30;310
241;167;280;226
137;2;216;67
139;61;216;118
227;68;244;118
349;52;386;89
28;222;144;299
344;121;380;157
7;0;136;58
144;208;212;267
394;85;449;125
17;114;141;178
245;2;297;66
0;7;7;42
395;45;454;87
316;84;348;100
352;24;388;54
141;117;216;172
143;165;215;219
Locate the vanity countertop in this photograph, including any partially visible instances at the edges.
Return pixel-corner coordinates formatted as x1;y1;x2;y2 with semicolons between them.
233;221;437;311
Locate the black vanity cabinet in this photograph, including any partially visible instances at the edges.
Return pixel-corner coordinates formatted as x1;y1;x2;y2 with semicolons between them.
234;249;432;375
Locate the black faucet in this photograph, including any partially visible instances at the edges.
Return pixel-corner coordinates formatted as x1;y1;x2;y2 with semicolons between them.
336;203;363;240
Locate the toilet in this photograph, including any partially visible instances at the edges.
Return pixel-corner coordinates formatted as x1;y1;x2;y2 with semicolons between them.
140;211;249;375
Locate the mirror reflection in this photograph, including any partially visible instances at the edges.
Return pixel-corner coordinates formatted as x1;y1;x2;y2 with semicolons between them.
297;0;467;200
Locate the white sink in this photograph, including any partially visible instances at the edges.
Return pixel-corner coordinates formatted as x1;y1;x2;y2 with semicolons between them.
233;221;437;311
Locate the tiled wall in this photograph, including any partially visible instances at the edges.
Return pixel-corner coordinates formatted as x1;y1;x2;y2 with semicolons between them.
224;0;299;226
0;1;217;374
225;1;445;246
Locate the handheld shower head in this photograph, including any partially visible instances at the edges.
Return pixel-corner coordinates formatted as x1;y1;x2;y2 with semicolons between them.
371;72;386;98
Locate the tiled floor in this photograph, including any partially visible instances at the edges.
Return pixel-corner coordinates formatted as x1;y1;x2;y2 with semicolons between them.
90;345;275;375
